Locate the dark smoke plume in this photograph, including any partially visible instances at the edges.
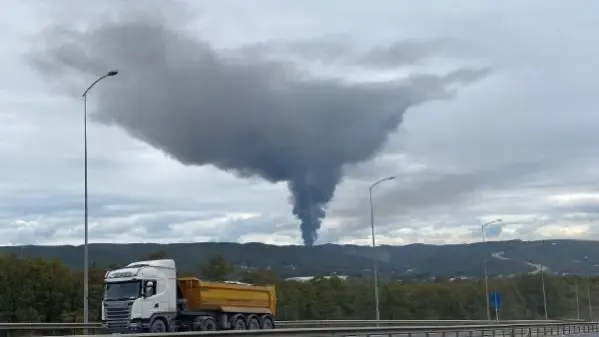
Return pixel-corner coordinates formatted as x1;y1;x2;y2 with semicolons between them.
28;17;490;246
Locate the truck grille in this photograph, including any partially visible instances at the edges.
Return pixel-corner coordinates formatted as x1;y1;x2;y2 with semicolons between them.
104;300;133;332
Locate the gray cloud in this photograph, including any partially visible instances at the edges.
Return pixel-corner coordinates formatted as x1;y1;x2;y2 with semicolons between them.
335;160;545;220
319;159;569;243
2;0;599;247
27;13;490;246
237;36;466;70
0;192;170;220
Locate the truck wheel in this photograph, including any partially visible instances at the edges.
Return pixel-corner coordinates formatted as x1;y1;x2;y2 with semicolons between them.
201;317;218;331
150;319;167;333
248;316;261;330
233;316;247;330
260;315;275;329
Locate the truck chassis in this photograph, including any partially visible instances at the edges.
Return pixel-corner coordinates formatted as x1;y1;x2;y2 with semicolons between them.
129;311;275;332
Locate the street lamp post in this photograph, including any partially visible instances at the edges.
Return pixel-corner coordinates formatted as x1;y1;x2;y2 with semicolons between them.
369;176;396;321
82;70;119;327
584;256;593;321
575;277;580;320
540;265;548;320
481;218;502;321
589;283;593;321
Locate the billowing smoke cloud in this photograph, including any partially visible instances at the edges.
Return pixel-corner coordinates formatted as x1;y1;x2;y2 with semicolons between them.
28;16;490;245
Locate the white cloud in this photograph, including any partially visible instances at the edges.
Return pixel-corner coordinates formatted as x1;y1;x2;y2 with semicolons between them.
1;0;599;247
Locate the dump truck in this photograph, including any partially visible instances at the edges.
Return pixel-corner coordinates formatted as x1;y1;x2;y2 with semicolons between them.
101;259;276;333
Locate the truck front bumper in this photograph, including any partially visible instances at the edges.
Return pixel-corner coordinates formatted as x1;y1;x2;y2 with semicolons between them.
128;319;150;332
101;319;149;333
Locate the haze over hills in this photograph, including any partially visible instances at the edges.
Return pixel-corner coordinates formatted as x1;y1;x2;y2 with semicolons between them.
2;239;598;279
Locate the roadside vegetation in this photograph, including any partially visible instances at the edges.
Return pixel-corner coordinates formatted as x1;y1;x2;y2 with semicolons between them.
0;251;593;322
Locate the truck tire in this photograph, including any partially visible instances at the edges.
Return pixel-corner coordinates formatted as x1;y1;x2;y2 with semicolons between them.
232;315;247;330
260;315;275;329
150;318;167;333
193;317;218;331
200;317;218;331
248;316;261;330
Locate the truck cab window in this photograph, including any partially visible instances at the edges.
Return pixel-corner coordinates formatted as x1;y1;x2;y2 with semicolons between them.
104;281;141;301
144;280;157;297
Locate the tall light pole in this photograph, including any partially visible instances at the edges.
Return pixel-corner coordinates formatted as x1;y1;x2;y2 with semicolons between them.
575;277;580;320
369;175;395;321
481;218;502;321
82;70;119;326
540;265;548;320
584;256;593;321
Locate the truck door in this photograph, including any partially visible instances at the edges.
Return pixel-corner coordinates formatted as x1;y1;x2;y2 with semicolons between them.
143;280;159;318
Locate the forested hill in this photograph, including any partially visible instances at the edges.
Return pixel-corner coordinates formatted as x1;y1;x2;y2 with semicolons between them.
1;239;598;279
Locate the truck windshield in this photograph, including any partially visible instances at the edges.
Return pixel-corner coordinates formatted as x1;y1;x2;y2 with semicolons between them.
104;281;141;301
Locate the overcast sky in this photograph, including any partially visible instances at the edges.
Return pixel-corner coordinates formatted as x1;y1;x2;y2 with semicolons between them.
1;0;599;247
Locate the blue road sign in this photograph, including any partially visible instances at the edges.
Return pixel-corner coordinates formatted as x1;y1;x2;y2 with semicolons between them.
489;291;503;310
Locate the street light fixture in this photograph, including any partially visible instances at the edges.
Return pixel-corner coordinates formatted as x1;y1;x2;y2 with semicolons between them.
369;175;396;321
481;218;502;321
81;70;119;327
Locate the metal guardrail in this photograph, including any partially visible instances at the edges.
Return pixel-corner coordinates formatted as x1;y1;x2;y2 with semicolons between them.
0;320;590;337
277;320;565;328
58;322;598;337
0;324;101;330
0;320;566;330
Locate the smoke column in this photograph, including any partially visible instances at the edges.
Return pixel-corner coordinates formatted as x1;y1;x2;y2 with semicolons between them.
28;15;490;246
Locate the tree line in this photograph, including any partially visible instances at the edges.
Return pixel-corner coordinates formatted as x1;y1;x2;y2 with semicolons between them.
0;251;595;322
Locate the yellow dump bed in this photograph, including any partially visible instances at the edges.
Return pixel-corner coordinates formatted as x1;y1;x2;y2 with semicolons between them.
178;277;276;315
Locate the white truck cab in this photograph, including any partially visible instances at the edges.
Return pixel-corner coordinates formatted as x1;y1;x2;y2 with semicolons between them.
102;259;178;333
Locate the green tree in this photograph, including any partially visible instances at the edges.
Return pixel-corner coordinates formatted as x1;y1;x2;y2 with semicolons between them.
199;254;233;281
145;249;169;260
239;268;278;285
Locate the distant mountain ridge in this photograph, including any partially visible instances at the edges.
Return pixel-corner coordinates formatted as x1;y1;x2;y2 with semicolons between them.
1;239;598;279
